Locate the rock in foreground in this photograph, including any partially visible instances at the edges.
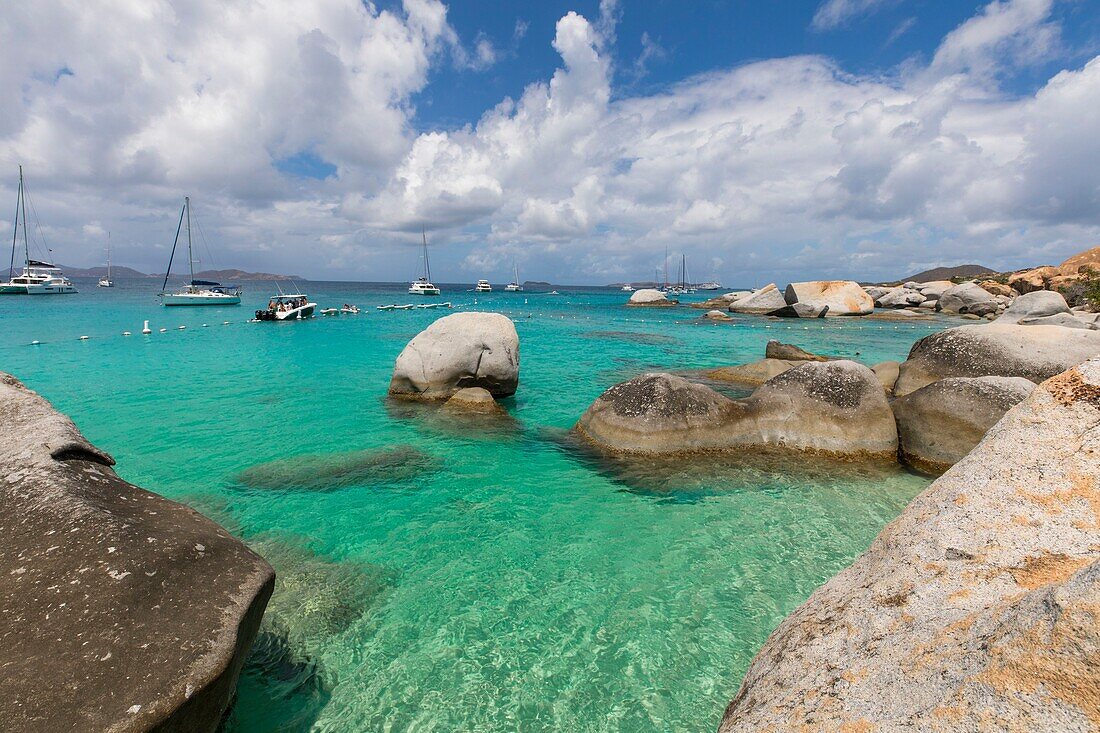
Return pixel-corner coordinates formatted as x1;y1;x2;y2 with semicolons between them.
389;312;520;399
575;362;896;459
719;359;1100;732
894;323;1100;396
0;373;274;732
893;376;1036;474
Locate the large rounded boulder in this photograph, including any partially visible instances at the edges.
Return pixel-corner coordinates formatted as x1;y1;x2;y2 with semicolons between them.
893;376;1036;474
937;281;999;316
627;288;676;307
389;312;520;399
784;280;873;316
894;323;1100;396
574;373;738;453
728;283;787;314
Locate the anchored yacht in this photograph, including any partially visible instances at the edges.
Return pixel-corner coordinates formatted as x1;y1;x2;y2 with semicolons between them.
98;233;114;287
408;229;441;295
255;293;316;321
475;279;492;292
505;262;522;291
158;197;241;306
1;167;77;295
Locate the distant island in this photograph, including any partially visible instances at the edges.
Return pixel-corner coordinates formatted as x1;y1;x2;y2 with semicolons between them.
59;265;302;281
902;264;994;282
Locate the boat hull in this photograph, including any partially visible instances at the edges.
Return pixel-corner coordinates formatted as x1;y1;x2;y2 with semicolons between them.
1;283;77;294
162;293;241;306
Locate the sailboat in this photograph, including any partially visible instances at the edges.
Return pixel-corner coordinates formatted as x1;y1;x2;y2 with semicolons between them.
97;233;113;287
408;229;440;295
505;261;522;291
1;166;77;295
158;197;241;306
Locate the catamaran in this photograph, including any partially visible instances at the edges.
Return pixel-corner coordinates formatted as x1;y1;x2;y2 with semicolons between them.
97;233;113;287
408;229;440;295
505;261;522;291
1;166;77;295
158;197;241;306
475;279;492;292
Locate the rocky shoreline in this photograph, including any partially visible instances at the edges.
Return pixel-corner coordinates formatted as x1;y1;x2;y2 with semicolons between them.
0;373;273;732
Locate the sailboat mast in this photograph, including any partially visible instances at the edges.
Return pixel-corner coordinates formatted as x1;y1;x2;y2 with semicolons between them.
422;228;432;283
19;166;29;268
8;168;20;280
663;246;669;289
185;196;194;284
681;253;686;289
106;232;111;279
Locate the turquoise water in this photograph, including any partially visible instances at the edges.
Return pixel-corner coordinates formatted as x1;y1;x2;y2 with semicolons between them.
0;280;946;732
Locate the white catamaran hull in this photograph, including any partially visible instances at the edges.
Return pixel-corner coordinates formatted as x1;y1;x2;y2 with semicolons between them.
162;292;242;306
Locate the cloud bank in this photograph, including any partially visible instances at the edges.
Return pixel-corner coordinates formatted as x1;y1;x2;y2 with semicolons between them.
0;0;1097;284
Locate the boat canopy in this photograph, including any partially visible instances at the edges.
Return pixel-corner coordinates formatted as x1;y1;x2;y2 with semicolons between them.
27;259;58;268
269;294;307;301
191;279;225;286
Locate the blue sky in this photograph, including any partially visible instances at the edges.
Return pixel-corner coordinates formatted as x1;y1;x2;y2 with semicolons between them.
2;0;1100;284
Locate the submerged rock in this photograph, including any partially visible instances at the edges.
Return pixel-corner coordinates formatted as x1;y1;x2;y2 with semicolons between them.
784;280;874;316
627;288;677;307
764;340;828;362
894;323;1100;396
893;376;1036;474
389;311;520;399
236;445;438;491
728;284;787;314
705;358;797;387
703;309;734;321
442;386;506;413
719;359;1100;732
0;373;274;732
575;362;896;459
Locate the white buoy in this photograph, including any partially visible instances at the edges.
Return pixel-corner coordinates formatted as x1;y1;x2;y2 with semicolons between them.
79;335;89;340
223;321;229;325
30;340;41;345
142;320;151;335
159;328;167;333
123;331;132;336
202;324;208;328
178;325;186;330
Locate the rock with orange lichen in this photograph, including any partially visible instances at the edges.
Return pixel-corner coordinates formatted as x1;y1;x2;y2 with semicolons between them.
718;358;1100;733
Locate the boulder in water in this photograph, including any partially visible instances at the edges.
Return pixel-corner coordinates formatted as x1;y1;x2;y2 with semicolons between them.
875;287;925;308
767;302;829;318
728;284;787;314
389;312;520;399
719;358;1100;732
893;376;1036;474
937;282;999;316
0;373;274;732
236;445;438;491
764;340;828;362
894;323;1100;396
442;386;506;413
627;288;676;307
705;358;797;387
784;280;873;316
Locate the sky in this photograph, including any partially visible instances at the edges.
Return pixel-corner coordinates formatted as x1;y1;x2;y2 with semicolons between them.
1;0;1099;285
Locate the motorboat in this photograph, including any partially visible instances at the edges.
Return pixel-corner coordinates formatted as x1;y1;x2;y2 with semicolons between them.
475;279;492;292
340;304;360;314
255;293;316;321
621;284;634;292
320;307;339;316
1;167;77;295
159;197;241;306
505;262;523;291
409;229;441;295
699;281;722;291
98;233;114;287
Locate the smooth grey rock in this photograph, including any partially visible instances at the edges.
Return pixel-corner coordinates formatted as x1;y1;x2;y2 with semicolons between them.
767;302;829;318
894;323;1100;396
1019;313;1098;330
902;281;922;290
783;280;874;316
576;362;896;458
706;359;798;387
917;280;954;300
876;287;926;308
0;373;274;732
389;312;520;399
720;359;1100;732
703;309;733;321
627;288;676;306
764;340;828;362
937;282;999;316
442;386;506;414
893;376;1036;474
864;286;893;300
996;290;1072;324
728;284;787;314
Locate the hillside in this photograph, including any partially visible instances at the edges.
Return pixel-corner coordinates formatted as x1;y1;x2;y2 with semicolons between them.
59;265;151;278
903;264;995;282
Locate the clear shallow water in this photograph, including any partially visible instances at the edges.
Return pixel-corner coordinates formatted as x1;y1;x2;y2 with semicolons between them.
0;279;948;732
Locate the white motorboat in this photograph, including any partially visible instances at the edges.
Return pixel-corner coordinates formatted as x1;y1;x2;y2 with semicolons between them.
621;284;634;292
698;281;722;291
98;232;114;287
1;167;77;295
340;304;360;314
505;262;522;291
409;229;441;295
159;197;241;306
256;293;316;321
475;279;492;292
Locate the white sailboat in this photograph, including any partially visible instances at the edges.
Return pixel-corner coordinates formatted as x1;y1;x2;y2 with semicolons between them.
408;229;441;295
505;261;522;291
97;232;113;287
158;197;241;306
1;166;77;295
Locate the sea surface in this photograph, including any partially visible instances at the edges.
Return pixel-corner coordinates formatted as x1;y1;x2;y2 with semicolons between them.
0;279;949;732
